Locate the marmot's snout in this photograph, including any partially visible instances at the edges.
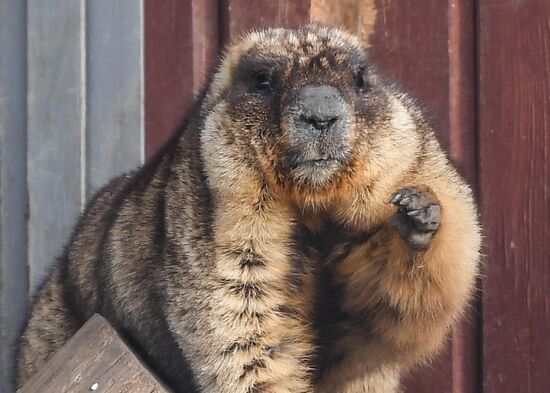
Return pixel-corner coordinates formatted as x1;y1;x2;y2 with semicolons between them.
285;85;352;187
294;85;346;137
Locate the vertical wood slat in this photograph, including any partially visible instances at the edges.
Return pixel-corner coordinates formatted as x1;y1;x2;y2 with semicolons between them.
479;1;550;392
144;0;194;159
448;2;480;393
368;0;452;150
145;0;220;159
448;0;478;186
0;1;29;392
27;0;86;295
86;0;145;198
192;0;219;95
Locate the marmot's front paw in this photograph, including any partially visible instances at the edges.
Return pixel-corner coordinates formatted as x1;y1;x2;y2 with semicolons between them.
389;186;441;250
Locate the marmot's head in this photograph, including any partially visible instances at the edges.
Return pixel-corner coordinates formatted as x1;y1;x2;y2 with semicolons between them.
201;25;421;206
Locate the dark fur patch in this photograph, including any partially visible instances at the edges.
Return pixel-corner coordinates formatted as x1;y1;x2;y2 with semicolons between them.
241;358;267;378
223;336;260;354
276;304;301;318
309;221;382;378
349;297;405;334
236;310;264;322
238;250;267;269
288;223;316;290
228;282;266;299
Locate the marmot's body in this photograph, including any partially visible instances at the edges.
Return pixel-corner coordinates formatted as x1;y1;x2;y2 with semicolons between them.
17;26;481;393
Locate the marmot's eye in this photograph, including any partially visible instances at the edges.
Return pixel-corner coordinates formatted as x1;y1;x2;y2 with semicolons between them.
255;73;273;92
354;70;367;90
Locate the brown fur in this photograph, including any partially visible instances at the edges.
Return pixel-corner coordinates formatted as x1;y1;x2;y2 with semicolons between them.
16;25;480;393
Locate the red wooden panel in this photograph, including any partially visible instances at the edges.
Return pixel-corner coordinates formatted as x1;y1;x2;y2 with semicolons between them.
448;0;478;187
219;0;311;43
447;2;481;393
479;1;550;392
145;1;219;159
191;0;219;95
369;0;451;150
145;0;194;158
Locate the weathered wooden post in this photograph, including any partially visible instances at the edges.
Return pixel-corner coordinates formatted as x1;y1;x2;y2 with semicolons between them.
19;315;170;393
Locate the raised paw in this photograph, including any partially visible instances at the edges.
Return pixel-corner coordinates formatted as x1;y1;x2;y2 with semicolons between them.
389;186;441;250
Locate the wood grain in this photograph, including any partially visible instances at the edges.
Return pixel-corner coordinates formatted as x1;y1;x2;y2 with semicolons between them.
19;315;169;393
27;0;86;294
479;1;550;392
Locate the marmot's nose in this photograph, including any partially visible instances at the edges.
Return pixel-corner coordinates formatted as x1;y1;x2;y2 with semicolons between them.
300;114;339;133
295;85;345;135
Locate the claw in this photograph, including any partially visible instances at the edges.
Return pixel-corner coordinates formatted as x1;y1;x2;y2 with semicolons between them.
389;191;403;204
389;186;441;249
399;195;413;206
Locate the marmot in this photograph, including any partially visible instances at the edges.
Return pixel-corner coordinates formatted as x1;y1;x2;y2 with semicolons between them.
16;25;481;393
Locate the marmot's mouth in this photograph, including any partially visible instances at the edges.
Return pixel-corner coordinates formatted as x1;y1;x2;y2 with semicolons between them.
304;158;337;167
286;151;347;170
288;158;342;187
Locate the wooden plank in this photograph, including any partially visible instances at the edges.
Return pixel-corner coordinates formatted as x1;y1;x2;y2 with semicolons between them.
220;0;311;42
145;0;219;159
448;0;478;186
19;315;169;393
86;0;144;197
0;2;29;391
447;3;481;393
27;0;85;295
479;1;550;392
